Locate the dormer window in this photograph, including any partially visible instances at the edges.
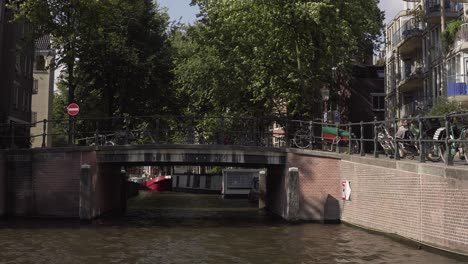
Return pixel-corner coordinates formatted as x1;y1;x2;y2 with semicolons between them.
35;55;46;71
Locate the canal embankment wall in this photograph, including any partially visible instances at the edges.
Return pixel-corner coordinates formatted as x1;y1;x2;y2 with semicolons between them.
340;156;468;256
1;148;123;219
269;150;468;255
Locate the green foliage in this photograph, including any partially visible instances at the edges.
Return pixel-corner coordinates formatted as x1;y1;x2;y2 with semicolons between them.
206;166;222;175
442;19;464;52
426;97;466;117
173;0;384;119
13;0;176;119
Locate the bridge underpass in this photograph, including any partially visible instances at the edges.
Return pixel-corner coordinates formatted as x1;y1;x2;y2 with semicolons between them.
1;144;340;222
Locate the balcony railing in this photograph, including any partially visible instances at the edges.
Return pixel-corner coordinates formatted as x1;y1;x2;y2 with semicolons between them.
392;18;424;49
401;61;423;81
447;75;468;96
426;0;461;14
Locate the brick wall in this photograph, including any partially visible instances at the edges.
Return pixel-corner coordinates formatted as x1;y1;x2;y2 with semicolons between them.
4;149;96;218
286;152;341;221
7;150;33;216
32;150;96;218
341;158;468;255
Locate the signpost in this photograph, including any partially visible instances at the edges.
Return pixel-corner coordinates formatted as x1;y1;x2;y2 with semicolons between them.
67;103;80;145
67;103;80;116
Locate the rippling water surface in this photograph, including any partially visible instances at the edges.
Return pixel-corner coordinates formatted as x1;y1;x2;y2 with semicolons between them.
0;192;466;264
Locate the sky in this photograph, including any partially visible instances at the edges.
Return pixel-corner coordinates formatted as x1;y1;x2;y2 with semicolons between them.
158;0;200;24
379;0;402;25
158;0;402;26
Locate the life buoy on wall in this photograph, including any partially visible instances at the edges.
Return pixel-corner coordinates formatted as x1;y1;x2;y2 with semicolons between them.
341;180;351;201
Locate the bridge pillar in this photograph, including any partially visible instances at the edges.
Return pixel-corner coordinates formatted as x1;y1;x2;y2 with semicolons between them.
285;167;300;221
258;170;266;209
79;164;93;220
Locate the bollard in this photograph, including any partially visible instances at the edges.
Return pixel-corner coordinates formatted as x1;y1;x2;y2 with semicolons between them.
79;164;93;220
258;170;266;209
286;168;299;222
373;117;378;158
418;115;425;163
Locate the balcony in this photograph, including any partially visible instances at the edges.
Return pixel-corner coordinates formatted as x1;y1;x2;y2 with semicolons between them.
447;75;468;106
398;62;424;92
453;23;468;52
426;0;463;24
401;98;433;117
393;18;423;55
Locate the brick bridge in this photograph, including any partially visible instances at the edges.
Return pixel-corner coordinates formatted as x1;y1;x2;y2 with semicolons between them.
1;144;468;255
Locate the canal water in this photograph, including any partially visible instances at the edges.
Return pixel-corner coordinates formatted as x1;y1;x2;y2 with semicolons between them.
0;192;466;264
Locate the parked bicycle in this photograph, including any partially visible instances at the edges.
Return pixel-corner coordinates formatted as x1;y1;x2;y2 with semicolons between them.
433;114;468;164
293;121;359;153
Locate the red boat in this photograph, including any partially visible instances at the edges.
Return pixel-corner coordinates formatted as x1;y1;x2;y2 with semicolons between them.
142;176;172;192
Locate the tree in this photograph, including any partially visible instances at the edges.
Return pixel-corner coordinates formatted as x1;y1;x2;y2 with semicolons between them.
174;0;384;119
13;0;176;142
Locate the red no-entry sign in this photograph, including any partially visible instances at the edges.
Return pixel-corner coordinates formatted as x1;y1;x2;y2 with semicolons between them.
67;103;80;116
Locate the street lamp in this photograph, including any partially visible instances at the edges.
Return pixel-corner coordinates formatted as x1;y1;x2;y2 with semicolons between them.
321;87;330;122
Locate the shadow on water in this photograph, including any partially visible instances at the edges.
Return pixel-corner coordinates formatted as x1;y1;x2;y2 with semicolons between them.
100;191;289;229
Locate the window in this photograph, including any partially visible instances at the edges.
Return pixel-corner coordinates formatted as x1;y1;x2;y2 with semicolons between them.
35;55;46;71
186;175;191;187
33;79;38;94
193;175;200;188
371;93;385;112
205;176;211;189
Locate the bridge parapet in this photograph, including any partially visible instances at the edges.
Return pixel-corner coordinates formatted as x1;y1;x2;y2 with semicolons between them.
96;144;287;166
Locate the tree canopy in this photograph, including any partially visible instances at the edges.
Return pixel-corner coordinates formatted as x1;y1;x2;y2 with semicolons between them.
12;0;175;118
173;0;384;119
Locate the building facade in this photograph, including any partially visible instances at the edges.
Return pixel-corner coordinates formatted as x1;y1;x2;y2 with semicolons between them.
31;36;55;148
0;0;34;148
385;0;468;119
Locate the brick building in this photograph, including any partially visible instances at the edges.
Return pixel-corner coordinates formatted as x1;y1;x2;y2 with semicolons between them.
0;0;34;148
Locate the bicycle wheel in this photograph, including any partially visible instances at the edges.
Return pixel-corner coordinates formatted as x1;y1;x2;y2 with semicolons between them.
461;130;468;164
293;129;311;149
351;141;360;154
426;143;441;162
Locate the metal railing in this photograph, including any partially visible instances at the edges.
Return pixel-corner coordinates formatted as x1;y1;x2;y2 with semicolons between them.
1;113;468;166
447;75;468;96
426;0;460;14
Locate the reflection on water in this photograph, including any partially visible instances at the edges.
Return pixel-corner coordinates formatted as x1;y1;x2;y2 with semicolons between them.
0;192;466;264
